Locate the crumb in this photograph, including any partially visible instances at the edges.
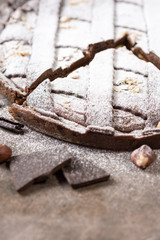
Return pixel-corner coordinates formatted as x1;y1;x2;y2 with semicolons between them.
132;105;137;110
57;56;65;61
19;52;30;57
59;25;72;30
64;100;70;104
21;17;26;22
137;53;145;60
70;0;88;5
60;16;71;23
28;26;33;30
65;55;73;61
71;75;79;79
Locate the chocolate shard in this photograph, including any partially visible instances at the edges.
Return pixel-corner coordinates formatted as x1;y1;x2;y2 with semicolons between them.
62;158;110;189
0;117;24;134
10;146;72;191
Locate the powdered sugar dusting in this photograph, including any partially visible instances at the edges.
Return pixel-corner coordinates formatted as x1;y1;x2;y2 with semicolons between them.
27;79;54;112
1;96;160;189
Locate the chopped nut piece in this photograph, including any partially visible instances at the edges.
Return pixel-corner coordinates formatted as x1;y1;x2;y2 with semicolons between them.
64;100;70;104
4;43;31;59
137;53;145;60
157;122;160;128
57;56;65;61
65;56;72;61
21;17;26;22
113;88;119;92
60;16;71;23
122;77;141;93
59;25;72;30
129;85;140;93
9;17;15;23
28;26;33;30
115;44;123;49
70;0;88;5
71;75;79;79
131;145;155;169
19;52;29;57
132;104;137;110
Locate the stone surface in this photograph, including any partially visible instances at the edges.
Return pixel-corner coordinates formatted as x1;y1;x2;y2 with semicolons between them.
1;93;160;240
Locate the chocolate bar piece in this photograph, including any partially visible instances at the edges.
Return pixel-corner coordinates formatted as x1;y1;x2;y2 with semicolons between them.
10;146;72;191
62;158;110;188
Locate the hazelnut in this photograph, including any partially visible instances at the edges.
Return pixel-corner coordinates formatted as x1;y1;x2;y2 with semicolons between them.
131;145;155;169
0;143;12;163
157;122;160;128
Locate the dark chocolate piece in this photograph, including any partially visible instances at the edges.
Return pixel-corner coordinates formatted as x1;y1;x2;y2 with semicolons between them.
62;158;110;188
10;146;72;191
0;117;24;134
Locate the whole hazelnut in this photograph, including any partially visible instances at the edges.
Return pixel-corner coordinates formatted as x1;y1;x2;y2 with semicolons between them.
131;145;155;169
0;143;12;163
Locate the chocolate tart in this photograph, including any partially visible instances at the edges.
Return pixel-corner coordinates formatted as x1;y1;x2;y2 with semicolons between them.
1;0;160;150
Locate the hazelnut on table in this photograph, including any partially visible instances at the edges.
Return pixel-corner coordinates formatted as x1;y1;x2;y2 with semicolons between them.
0;143;12;163
131;145;155;169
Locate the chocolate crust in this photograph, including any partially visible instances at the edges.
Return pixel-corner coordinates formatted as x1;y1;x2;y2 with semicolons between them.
0;76;26;104
10;104;160;151
0;79;16;103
